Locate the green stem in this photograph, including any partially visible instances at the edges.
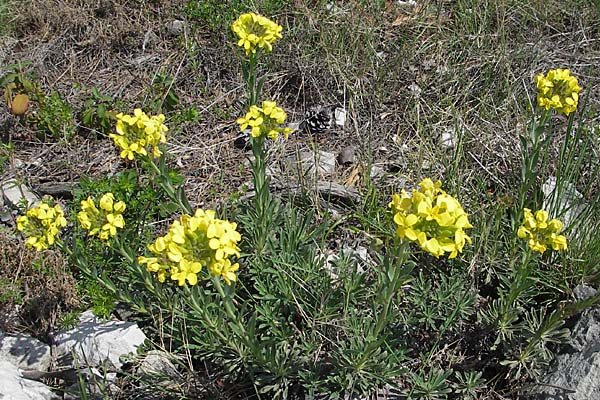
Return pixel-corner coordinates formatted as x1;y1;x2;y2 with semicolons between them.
212;277;240;322
356;241;410;368
247;53;259;107
250;134;272;253
146;156;192;214
514;109;552;233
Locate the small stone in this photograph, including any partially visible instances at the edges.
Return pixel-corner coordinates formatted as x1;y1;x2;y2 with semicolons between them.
34;182;76;199
138;350;179;378
370;165;385;179
166;20;186;36
13;158;24;168
288;151;336;176
337;146;355;165
408;82;422;97
573;285;597;302
334;108;347;127
440;128;457;149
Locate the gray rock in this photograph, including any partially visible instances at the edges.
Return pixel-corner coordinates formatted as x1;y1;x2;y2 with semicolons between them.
337;146;355;165
0;332;52;371
528;304;600;399
542;176;586;230
0;360;60;400
370;165;385;179
1;179;39;209
54;310;146;371
287;150;336;177
334;107;347;127
166;20;186;36
574;285;597;302
408;82;422;97
138;350;180;378
440;128;457;149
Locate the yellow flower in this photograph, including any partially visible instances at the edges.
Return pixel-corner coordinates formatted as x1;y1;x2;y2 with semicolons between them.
535;69;582;116
231;13;283;56
77;193;126;241
236;101;293;140
17;199;67;251
517;208;567;254
109;109;167;160
390;179;473;259
138;209;242;286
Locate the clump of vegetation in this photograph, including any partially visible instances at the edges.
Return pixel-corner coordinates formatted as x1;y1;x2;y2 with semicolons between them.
81;86;115;136
0;230;80;339
1;62;75;140
11;9;600;399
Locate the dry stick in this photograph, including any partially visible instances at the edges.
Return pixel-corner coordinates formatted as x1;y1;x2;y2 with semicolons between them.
467;150;504;187
160;55;186;109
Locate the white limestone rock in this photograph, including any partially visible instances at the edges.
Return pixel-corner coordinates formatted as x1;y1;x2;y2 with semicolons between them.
542;176;587;231
1;179;39;209
54;310;146;371
287;150;336;177
0;361;59;400
138;350;180;378
527;287;600;399
0;332;52;371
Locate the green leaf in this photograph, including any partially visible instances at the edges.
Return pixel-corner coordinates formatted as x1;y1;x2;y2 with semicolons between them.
159;201;180;216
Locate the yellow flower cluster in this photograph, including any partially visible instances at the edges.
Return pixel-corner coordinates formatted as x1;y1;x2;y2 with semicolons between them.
138;209;242;286
236;100;293;140
389;179;473;259
17;200;67;251
109;109;168;160
535;69;582;116
77;193;126;241
517;208;567;254
231;12;283;56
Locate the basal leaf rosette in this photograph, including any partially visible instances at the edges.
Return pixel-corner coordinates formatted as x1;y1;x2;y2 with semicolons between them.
109;109;168;160
535;69;582;116
232;12;283;56
77;193;126;241
236;100;293;140
517;208;567;254
138;209;242;286
17;199;67;251
389;178;473;259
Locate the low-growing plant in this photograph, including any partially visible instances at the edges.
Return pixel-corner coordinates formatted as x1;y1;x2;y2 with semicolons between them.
0;142;14;173
12;12;600;400
32;91;76;140
81;86;115;135
2;61;76;140
147;72;180;113
58;310;80;330
0;277;22;305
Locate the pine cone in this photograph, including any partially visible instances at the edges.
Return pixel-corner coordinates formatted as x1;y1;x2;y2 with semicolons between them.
300;107;332;135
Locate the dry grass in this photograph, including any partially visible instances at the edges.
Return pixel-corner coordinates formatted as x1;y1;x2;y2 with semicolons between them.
0;230;80;339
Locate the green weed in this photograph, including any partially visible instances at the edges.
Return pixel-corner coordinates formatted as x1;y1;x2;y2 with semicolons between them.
81;87;115;135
